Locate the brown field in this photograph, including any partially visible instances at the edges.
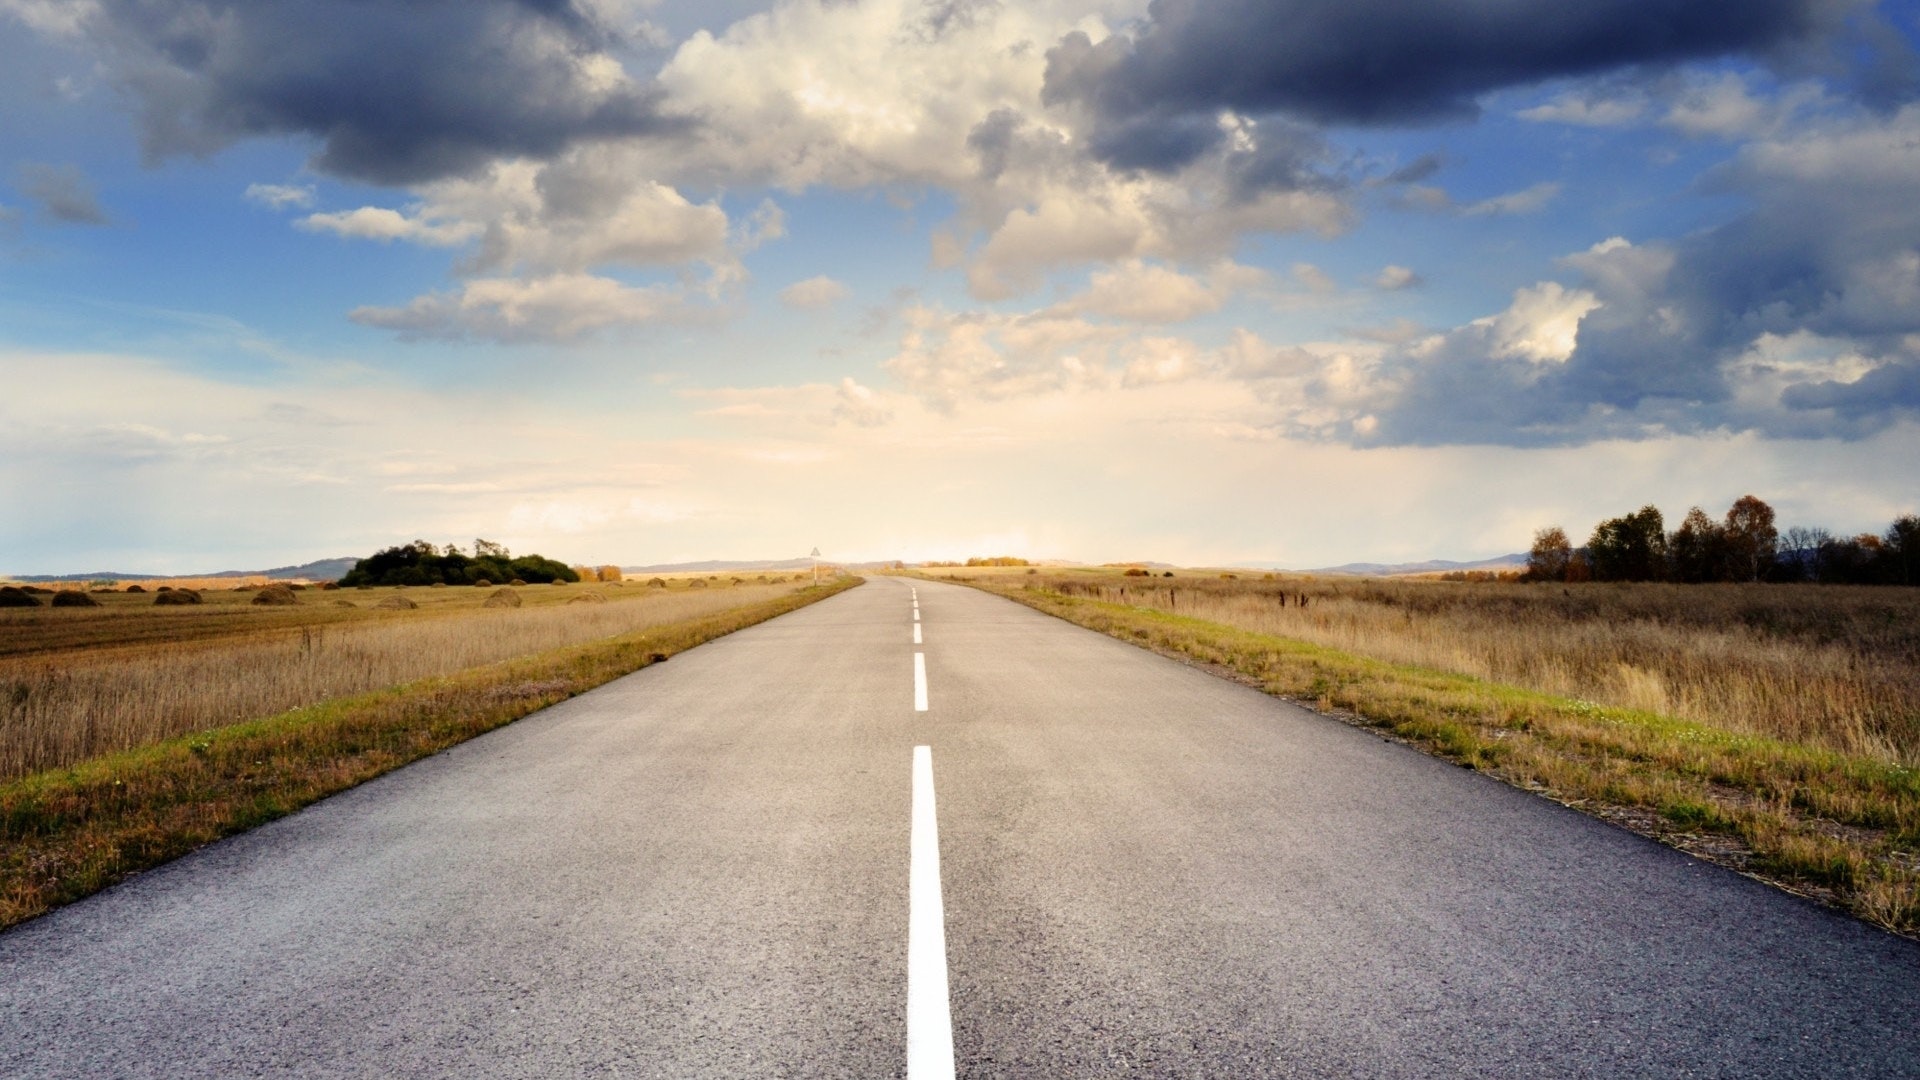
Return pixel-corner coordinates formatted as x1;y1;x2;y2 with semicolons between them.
944;570;1920;763
0;577;813;781
1;576;858;929
920;566;1920;933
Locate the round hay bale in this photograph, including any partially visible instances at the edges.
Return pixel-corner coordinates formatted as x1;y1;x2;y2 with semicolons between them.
51;590;100;607
550;580;567;586
647;577;666;588
21;585;49;593
157;585;174;592
252;584;298;606
430;582;447;588
472;578;492;588
687;578;708;589
332;599;356;607
510;578;527;587
320;581;340;591
483;588;522;609
0;586;40;607
125;584;146;593
567;592;607;604
376;595;416;610
286;583;307;591
154;589;203;605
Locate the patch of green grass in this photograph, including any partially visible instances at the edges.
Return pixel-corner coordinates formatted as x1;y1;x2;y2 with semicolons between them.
0;578;859;930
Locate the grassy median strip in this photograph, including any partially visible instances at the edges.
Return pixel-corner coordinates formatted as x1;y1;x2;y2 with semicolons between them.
0;577;859;930
956;577;1920;937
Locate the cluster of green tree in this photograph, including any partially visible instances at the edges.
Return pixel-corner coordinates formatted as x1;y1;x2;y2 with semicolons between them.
1526;497;1920;585
337;539;580;587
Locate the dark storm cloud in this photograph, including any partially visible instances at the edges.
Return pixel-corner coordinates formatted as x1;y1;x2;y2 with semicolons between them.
1046;0;1845;169
17;163;109;224
80;0;683;184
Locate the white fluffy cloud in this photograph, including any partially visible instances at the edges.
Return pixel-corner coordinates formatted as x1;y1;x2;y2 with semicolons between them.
349;273;688;342
779;275;849;309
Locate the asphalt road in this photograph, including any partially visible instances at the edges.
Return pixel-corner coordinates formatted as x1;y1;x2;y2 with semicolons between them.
4;576;1917;1078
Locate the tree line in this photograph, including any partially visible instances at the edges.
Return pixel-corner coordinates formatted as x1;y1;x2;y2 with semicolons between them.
338;539;579;587
1526;497;1919;585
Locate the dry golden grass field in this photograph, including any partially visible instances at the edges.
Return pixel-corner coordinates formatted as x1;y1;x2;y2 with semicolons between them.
0;573;853;928
917;565;1920;935
0;575;808;780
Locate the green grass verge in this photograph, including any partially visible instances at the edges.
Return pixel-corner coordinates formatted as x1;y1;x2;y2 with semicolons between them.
0;578;860;931
960;578;1920;937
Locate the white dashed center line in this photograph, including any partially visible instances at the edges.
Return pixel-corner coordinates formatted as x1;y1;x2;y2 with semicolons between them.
913;623;922;645
908;745;955;1080
913;651;928;712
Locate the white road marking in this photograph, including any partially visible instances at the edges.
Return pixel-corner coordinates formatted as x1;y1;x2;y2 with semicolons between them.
913;623;922;645
909;746;955;1080
914;652;928;712
911;587;917;599
914;609;920;622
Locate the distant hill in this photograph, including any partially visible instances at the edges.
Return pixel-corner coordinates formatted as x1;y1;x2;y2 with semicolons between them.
10;557;359;583
1302;553;1528;577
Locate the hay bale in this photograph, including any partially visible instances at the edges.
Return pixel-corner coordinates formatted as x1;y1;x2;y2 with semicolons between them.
687;578;708;589
51;590;100;607
154;589;203;605
286;583;307;591
320;581;340;591
510;578;527;587
483;588;522;609
376;595;416;610
430;582;447;588
332;599;356;608
0;586;40;607
568;592;607;604
125;584;146;593
156;585;174;593
21;585;49;594
647;577;666;588
472;578;492;588
252;584;298;606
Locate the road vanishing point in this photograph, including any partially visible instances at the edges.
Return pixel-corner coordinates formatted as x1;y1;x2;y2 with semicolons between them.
4;577;1917;1077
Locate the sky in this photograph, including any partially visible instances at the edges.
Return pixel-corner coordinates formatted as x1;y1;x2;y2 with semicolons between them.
3;0;1919;573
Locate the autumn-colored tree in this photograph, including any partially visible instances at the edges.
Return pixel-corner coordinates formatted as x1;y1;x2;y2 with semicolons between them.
1587;505;1667;581
1722;495;1778;582
597;565;623;582
1669;507;1726;584
1525;526;1573;582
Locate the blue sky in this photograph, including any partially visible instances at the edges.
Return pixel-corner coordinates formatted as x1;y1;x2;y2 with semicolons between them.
4;0;1919;573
